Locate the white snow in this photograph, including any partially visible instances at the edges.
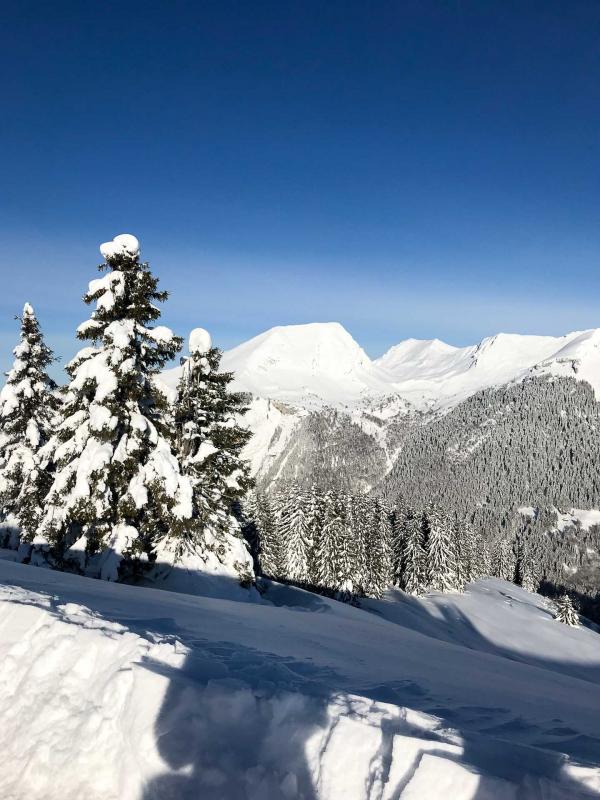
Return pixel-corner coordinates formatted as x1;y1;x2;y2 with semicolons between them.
99;233;140;260
189;327;212;354
554;508;600;533
164;322;600;414
0;563;599;800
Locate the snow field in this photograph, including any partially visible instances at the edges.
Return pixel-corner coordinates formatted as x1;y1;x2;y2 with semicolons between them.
0;560;599;799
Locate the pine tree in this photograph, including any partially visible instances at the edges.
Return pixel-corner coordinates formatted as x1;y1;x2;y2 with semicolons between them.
452;516;475;590
391;502;408;586
277;483;312;583
256;492;283;578
316;489;350;594
554;593;579;627
175;328;253;565
400;509;426;595
305;484;326;585
39;234;193;579
347;493;369;595
494;537;516;582
366;499;393;598
423;504;459;592
473;533;492;579
0;304;58;544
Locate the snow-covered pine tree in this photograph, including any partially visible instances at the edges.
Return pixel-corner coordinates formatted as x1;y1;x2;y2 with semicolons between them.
423;504;459;592
0;304;58;545
346;493;369;595
494;537;516;582
366;498;393;598
305;484;326;586
554;593;580;627
255;492;283;579
452;516;477;589
316;489;351;595
473;532;492;579
39;234;194;579
277;483;312;583
391;502;408;586
174;327;253;575
400;509;426;595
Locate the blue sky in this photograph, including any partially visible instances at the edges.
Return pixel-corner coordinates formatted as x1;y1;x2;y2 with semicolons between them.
2;0;600;377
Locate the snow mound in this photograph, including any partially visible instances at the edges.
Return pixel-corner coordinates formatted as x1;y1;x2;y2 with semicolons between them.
99;234;140;260
189;327;212;354
1;562;599;800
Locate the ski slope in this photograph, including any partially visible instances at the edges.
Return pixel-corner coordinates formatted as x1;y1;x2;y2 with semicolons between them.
1;558;599;799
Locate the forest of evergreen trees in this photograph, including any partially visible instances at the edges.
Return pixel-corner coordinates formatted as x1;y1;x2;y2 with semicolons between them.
239;485;537;601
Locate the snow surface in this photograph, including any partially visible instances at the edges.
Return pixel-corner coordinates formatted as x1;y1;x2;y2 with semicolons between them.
1;561;599;800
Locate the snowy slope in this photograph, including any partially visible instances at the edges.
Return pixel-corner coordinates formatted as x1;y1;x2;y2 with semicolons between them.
1;559;600;799
376;332;588;411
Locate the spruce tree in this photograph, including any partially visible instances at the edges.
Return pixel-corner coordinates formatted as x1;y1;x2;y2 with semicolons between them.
39;234;193;579
316;489;350;594
400;509;426;595
0;304;58;543
278;483;312;583
424;504;458;592
554;593;580;627
175;328;253;568
367;499;393;598
304;484;326;585
391;502;408;586
255;492;283;578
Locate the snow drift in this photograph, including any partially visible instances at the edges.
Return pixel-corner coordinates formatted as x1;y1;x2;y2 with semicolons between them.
1;558;599;799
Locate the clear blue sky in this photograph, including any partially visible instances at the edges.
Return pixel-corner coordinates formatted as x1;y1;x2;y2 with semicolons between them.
2;0;600;377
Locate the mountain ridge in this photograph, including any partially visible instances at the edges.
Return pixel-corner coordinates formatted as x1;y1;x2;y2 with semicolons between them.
163;321;600;412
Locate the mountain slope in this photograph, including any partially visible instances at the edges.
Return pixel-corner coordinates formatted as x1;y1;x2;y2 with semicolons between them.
1;557;599;799
161;322;600;493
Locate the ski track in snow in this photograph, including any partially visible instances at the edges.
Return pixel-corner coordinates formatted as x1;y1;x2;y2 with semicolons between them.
0;559;600;799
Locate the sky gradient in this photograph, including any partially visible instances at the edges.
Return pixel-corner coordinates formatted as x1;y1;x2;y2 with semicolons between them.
2;0;600;377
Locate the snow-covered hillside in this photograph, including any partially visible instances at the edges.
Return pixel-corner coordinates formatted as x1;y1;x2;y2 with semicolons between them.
1;558;599;799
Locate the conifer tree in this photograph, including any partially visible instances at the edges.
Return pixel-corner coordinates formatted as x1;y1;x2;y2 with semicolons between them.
316;489;350;594
255;492;283;578
277;483;311;583
347;493;369;595
554;593;579;627
39;234;193;579
400;509;426;595
175;328;253;565
305;484;326;585
424;504;458;592
0;304;58;543
494;537;516;582
367;498;393;598
391;502;408;586
473;533;492;579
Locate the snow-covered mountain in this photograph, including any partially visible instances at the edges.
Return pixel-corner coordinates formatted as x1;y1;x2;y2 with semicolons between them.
1;556;599;799
165;322;600;413
162;321;600;492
